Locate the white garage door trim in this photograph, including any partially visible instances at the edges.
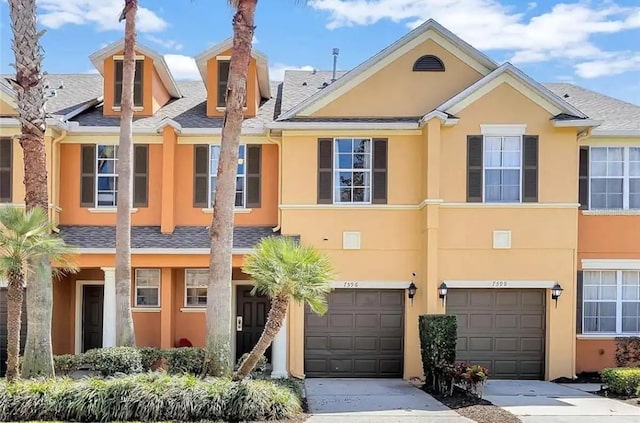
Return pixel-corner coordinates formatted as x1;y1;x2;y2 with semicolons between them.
443;280;556;289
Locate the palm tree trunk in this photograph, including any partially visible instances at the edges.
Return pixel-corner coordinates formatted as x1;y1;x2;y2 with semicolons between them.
114;0;137;347
204;0;256;376
8;0;55;378
233;295;289;381
5;269;25;382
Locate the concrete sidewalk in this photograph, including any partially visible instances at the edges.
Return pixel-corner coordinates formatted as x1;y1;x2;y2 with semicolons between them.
304;378;472;422
484;380;640;423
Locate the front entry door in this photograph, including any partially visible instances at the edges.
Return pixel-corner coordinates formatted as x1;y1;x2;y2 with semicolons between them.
82;285;104;352
236;285;271;362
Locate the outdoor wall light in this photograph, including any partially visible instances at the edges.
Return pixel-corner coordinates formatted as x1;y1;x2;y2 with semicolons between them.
551;283;564;308
407;282;418;305
438;282;448;305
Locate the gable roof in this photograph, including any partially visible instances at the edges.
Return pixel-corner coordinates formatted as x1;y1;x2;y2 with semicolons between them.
194;38;271;99
89;40;181;98
278;18;498;121
426;63;588;121
545;83;640;136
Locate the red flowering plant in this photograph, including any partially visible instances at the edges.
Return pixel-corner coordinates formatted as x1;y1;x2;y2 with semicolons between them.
454;362;489;398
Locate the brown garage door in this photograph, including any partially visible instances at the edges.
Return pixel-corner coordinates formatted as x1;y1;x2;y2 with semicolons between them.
446;289;545;380
305;289;404;377
0;288;27;377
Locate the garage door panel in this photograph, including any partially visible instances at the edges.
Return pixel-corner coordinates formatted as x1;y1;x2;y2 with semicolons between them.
447;289;545;380
305;289;404;378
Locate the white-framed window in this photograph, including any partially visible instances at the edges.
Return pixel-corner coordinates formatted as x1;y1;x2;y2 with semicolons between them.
96;145;118;207
483;136;522;202
334;137;372;204
583;270;640;334
209;145;246;208
589;146;640;210
185;269;208;307
134;269;160;307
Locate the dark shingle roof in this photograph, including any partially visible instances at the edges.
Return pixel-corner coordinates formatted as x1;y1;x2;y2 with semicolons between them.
59;225;287;249
280;70;348;116
545;83;640;132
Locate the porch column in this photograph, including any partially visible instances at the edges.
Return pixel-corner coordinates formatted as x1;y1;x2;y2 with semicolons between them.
160;268;174;349
271;314;288;379
101;267;116;347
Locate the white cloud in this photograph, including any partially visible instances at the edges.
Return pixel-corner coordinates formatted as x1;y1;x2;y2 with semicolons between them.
309;0;640;76
38;0;167;33
145;35;183;51
164;54;201;80
269;63;315;81
575;53;640;79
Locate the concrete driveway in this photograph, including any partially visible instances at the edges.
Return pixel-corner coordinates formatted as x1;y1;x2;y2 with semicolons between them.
304;378;472;422
484;380;640;422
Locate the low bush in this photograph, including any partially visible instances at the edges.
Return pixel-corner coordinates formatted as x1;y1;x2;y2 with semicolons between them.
0;374;302;422
53;354;82;376
82;347;143;376
454;363;489;398
419;314;457;395
164;347;206;375
602;367;640;396
139;346;165;371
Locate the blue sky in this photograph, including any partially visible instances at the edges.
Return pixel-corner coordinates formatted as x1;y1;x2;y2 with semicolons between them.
0;0;639;104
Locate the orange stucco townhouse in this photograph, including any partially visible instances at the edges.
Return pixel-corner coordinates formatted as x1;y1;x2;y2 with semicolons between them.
1;19;639;380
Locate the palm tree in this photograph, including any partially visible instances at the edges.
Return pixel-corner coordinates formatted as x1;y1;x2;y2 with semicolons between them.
0;207;77;382
205;0;257;376
114;0;138;347
8;0;56;378
233;237;334;381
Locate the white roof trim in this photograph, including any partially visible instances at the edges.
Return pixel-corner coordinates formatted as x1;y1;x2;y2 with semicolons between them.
436;63;587;118
155;118;182;134
78;247;254;255
0;78;17;109
180;127;266;135
267;121;419;130
418;110;459;127
552;119;601;128
591;129;640;137
62;96;103;121
89;39;181;98
0;117;69;130
65;123;157;135
279;19;498;121
194;38;271;99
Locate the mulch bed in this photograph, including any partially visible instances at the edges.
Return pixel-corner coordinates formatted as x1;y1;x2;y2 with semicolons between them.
552;371;602;384
596;389;640;408
425;386;521;423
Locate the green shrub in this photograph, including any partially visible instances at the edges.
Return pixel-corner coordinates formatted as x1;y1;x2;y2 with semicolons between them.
165;347;206;375
419;314;457;395
138;347;164;371
0;374;301;421
602;367;640;396
454;363;489;398
82;347;143;376
53;354;81;376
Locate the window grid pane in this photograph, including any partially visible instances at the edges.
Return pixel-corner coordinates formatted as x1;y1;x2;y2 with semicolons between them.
483;136;521;202
583;270;640;335
96;145;118;207
590;147;632;210
333;138;372;204
209;145;246;208
134;269;160;307
622;271;640;333
185;269;208;307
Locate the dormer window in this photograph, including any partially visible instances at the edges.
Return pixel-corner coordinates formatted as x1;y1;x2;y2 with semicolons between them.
114;59;144;107
217;60;230;107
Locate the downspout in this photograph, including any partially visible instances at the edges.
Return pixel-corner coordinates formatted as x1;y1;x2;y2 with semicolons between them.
266;129;283;232
50;129;67;230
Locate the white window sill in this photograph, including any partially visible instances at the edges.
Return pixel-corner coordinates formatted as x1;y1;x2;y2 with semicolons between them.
577;334;640;339
88;207;139;214
111;106;144;111
132;307;160;313
582;209;640;216
180;307;206;313
201;208;252;214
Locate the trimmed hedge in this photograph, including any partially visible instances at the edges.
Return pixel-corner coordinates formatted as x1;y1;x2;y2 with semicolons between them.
0;374;302;421
419;315;457;394
54;347;206;376
602;367;640;396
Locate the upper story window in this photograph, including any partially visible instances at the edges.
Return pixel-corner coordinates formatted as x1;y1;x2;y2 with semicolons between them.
0;137;12;203
583;270;640;334
217;60;230;107
209;145;246;207
466;133;538;203
114;59;144;108
589;147;640;210
484;136;522;202
97;145;118;207
185;269;208;307
334;138;372;204
412;55;445;71
134;269;160;307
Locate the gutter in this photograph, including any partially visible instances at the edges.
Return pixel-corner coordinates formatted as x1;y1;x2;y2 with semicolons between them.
266;129;283;232
267;121;419;130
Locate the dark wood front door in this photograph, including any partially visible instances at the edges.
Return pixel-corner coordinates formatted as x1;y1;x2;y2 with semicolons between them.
82;285;104;352
236;285;271;362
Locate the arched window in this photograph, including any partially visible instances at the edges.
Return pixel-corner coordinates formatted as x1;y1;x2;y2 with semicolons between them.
413;55;445;72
